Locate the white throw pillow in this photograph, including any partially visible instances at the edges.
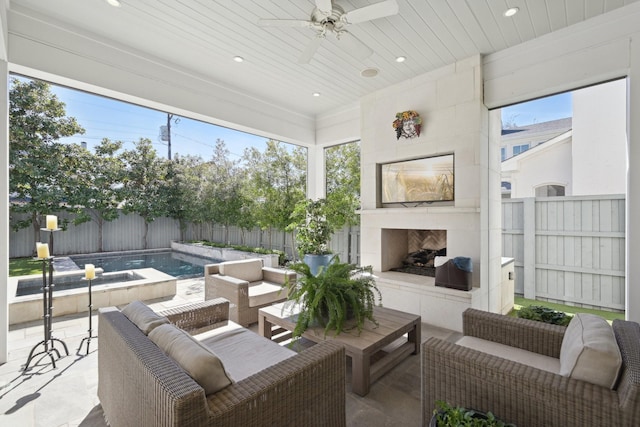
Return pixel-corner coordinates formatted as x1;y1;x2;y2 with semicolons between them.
559;313;622;389
149;323;233;395
121;300;169;335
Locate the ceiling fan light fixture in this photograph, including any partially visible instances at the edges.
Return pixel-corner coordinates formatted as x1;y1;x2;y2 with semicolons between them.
312;92;321;97
233;56;244;62
504;7;519;17
105;0;122;7
258;0;399;64
396;56;406;63
360;68;379;78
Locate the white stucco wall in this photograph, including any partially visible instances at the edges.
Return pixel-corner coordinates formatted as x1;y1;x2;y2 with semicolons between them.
572;79;627;196
503;137;573;198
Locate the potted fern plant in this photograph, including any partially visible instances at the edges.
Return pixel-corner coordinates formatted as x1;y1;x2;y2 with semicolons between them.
284;256;382;339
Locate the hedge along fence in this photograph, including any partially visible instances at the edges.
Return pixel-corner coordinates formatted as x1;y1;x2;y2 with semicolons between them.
9;209;359;264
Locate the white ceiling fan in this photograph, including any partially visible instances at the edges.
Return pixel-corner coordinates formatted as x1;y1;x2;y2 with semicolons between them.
258;0;399;64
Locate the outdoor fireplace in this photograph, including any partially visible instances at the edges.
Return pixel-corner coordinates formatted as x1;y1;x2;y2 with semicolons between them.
383;229;447;277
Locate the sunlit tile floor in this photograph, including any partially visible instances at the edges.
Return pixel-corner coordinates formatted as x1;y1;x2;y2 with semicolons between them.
0;278;460;427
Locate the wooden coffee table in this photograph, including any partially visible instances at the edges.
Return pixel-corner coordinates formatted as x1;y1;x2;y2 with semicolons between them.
258;303;421;396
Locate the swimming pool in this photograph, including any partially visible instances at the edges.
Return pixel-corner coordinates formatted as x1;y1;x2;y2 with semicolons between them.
71;250;223;279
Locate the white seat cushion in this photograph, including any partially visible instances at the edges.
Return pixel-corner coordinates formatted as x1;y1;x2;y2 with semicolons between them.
456;336;561;374
559;313;622;389
149;323;233;395
248;282;285;307
195;322;295;382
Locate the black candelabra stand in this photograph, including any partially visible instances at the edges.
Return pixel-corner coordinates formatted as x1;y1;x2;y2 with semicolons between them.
77;276;98;355
23;229;69;372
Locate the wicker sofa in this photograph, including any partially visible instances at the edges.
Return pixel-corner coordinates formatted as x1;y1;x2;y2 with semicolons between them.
422;308;640;427
98;298;346;427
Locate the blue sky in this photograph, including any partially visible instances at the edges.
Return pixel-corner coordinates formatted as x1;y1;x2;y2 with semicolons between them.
17;75;573;156
501;92;572;127
48;83;272;160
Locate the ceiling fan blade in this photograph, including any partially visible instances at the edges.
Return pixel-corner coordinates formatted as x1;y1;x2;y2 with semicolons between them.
315;0;333;15
258;19;314;28
338;31;373;60
343;0;399;24
298;36;324;64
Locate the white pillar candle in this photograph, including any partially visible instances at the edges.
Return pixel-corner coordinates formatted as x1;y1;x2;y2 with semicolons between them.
85;264;96;280
36;242;50;259
46;215;58;230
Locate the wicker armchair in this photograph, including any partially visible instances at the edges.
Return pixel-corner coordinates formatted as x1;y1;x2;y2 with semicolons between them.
422;308;640;427
98;298;346;427
205;258;296;326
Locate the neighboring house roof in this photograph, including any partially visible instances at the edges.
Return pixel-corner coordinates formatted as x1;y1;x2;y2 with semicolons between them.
501;129;573;171
502;117;572;140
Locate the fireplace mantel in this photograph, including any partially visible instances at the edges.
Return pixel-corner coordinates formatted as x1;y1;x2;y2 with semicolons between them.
358;207;480;215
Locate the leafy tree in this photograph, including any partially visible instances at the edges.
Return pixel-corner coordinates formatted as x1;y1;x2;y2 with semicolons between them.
242;140;306;249
67;138;125;252
9;77;85;251
325;141;361;228
201;139;246;244
162;154;207;242
120;138;167;248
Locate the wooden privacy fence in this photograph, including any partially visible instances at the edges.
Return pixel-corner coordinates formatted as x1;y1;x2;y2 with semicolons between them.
9;210;360;265
13;197;624;311
502;195;626;311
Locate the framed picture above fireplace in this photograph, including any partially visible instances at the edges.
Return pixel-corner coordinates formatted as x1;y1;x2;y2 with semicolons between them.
379;153;454;206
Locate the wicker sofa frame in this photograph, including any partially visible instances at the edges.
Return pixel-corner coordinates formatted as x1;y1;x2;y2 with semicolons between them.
422;308;640;427
98;298;346;427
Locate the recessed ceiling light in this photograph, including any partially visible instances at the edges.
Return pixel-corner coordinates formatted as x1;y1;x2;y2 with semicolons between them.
396;56;406;63
312;92;321;97
233;56;244;63
504;7;519;17
360;68;379;78
106;0;121;7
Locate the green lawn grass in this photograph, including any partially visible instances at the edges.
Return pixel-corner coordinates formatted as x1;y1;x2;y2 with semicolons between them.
513;296;625;322
9;257;43;276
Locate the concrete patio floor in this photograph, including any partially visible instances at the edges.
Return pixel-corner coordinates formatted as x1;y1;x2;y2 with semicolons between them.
0;278;461;426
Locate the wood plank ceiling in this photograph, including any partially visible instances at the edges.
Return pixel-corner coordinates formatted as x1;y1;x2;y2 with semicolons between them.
9;0;640;117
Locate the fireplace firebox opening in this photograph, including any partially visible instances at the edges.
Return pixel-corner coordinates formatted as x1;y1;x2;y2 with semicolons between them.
383;229;447;277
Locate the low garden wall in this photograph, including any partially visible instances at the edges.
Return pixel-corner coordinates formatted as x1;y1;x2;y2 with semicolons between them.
171;241;279;267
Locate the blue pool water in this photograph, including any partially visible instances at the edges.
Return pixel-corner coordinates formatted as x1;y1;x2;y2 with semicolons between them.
71;250;223;279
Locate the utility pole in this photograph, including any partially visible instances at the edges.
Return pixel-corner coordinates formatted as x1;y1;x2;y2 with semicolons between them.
167;113;173;160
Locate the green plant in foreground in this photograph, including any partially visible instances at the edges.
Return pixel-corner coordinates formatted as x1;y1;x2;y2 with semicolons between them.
434;401;515;427
516;305;572;326
285;257;382;339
